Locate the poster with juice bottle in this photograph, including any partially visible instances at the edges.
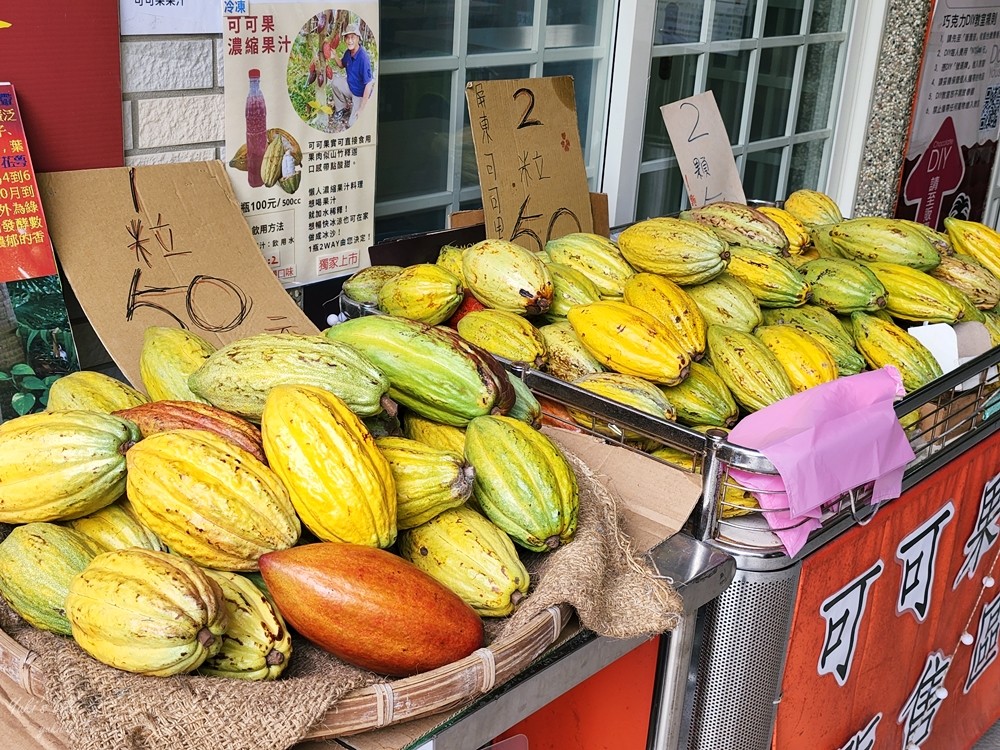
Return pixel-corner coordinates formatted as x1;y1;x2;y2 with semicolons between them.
223;1;379;287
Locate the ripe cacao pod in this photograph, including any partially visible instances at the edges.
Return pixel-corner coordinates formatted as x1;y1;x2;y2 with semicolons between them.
46;370;148;413
65;498;164;553
139;326;217;403
537;320;606;382
402;412;467;455
707;325;794;413
198;569;292;681
623;272;707;360
755;324;839;392
680;201;789;255
464;415;579;552
259;542;484;677
66;548;228;676
457;308;548;368
616;217;729;285
126;429;301;570
0;411;140;523
686;274;763;333
567;372;676;442
544;232;635;297
342;265;404;305
376;263;464;325
849;313;943;393
783;189;844;227
375;435;473;529
398;505;530;617
262;385;396;547
462;238;554;315
723;247;812;307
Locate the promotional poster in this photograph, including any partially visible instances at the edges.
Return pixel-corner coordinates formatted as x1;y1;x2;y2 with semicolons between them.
223;1;379;286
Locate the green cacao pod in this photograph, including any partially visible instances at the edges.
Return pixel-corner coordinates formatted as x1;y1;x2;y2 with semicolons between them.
324;315;515;426
262;385;396;548
686;274;764;333
0;522;103;634
0;411;140;523
546;262;602;317
506;372;543;429
464;415;579;552
188;332;391;422
126;429;301;570
342;265;405;305
659;361;739;428
706;325;794;413
398;505;530;617
567;372;676;442
457;308;548;368
66;548;228;676
798;258;888;314
375;436;474;529
537;320;606;382
544;232;635;297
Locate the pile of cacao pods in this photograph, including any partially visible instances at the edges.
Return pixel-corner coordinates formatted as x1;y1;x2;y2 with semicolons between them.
342;190;1000;518
0;321;582;680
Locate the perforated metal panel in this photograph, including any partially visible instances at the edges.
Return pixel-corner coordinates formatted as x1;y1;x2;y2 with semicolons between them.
684;564;801;750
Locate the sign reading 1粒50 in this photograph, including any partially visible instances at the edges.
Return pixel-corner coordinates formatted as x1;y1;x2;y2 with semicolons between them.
223;1;379;287
465;76;594;251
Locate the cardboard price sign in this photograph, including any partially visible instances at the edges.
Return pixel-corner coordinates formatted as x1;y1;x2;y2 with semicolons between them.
37;161;317;388
465;76;593;251
661;91;745;208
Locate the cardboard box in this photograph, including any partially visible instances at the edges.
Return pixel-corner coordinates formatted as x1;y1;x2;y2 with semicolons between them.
36;162;318;388
0;430;701;750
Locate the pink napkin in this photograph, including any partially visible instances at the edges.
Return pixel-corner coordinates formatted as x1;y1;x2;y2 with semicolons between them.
725;367;916;556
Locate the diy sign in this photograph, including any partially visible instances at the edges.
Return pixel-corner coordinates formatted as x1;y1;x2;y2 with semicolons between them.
661;91;746;208
465;75;594;251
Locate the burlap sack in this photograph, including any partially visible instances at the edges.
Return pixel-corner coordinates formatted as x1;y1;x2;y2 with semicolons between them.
0;450;682;750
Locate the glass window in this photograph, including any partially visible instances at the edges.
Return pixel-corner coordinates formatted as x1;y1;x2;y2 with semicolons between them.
655;1;704;45
375;72;452;203
469;1;536;53
375;207;449;243
743;147;784;201
764;1;803;37
788;140;825;192
810;0;848;33
796;42;839;133
750;45;797;141
643;55;699;161
637;164;686;219
546;0;601;48
711;0;758;41
380;0;456;59
706;50;752;145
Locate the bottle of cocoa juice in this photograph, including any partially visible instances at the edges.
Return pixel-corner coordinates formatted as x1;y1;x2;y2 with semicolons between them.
245;69;267;188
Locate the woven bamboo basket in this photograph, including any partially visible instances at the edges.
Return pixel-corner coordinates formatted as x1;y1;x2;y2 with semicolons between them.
0;602;575;740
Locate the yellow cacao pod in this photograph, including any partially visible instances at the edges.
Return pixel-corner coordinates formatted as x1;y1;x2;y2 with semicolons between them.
760;306;867;377
375;436;474;529
755;324;839;393
189;332;391;421
757;205;811;254
706;325;794;413
457;308;548;368
782;189;844;228
567;372;676;443
863;261;966;324
376;263;464;325
686;274;763;333
198;569;292;681
139;326;217;403
547;262;602;317
537;320;606;382
929;253;1000;310
944;217;1000;278
616;217;729;285
398;505;530;617
623;272;707;360
342;265;405;305
260;135;284;187
828;217;940;270
464;415;578;552
462;238;554;315
436;245;467;284
723;247;812;307
0;411;140;523
0;522;103;635
544;233;635;297
567;300;691;385
126;429;301;570
401;412;467;455
261;385;396;548
66;548;228;676
849;312;943;393
46;370;148;413
66;498;165;553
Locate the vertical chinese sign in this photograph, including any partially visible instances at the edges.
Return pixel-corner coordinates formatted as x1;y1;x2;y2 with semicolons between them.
0;84;80;422
896;4;1000;228
223;0;378;286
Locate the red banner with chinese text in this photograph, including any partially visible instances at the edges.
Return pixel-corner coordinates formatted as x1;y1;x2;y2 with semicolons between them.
0;85;58;283
773;432;1000;749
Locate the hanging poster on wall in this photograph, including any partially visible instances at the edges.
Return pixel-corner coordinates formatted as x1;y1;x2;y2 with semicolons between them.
223;1;378;287
895;2;1000;228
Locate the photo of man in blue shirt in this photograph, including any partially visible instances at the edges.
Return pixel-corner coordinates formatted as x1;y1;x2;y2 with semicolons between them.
331;23;374;128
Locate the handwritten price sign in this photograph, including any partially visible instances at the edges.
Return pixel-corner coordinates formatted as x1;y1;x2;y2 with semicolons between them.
661;91;745;208
465;75;593;251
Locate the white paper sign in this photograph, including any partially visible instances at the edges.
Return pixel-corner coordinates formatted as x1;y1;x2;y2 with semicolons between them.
661;91;746;208
120;1;223;35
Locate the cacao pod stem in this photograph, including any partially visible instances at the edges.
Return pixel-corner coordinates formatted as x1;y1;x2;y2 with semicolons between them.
266;649;285;666
197;628;216;648
545;535;561;550
381;394;399;418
